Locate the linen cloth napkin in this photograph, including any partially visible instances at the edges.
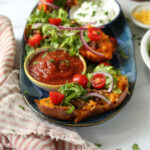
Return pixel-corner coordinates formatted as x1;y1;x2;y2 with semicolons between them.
0;15;100;150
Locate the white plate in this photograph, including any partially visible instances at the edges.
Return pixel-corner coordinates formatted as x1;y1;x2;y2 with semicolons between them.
130;2;150;29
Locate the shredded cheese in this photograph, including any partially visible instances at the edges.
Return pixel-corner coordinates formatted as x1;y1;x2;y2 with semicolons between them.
132;9;150;25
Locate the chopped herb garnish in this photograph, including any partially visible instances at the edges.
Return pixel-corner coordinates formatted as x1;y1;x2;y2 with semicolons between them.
104;11;109;16
60;60;69;65
46;100;50;104
24;91;28;95
148;44;150;56
91;2;96;6
125;17;130;23
132;144;140;150
92;11;96;17
77;13;87;17
33;61;38;65
18;105;25;111
118;49;128;60
49;59;55;63
42;52;48;59
11;129;16;132
64;60;69;65
132;33;136;39
94;143;102;148
99;20;103;24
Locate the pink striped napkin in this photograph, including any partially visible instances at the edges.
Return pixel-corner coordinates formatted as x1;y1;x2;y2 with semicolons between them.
0;15;100;150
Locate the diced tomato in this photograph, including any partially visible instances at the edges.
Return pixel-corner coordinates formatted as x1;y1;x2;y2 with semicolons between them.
98;62;110;66
49;91;65;105
28;33;42;47
87;27;102;41
73;74;88;88
48;18;61;26
92;73;106;89
110;37;117;48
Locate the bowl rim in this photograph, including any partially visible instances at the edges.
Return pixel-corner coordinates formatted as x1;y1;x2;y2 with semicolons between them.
140;29;150;70
69;0;121;27
24;46;87;89
130;2;150;29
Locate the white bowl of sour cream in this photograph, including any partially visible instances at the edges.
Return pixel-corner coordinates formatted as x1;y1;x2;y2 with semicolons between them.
70;0;121;27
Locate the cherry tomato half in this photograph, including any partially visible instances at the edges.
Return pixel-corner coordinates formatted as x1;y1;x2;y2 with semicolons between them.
49;91;65;105
48;18;61;26
110;37;117;49
46;0;54;3
28;33;42;47
73;74;88;88
98;62;110;66
87;27;102;41
92;73;106;89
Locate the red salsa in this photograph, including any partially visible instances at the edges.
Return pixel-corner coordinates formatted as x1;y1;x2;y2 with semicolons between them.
29;50;84;85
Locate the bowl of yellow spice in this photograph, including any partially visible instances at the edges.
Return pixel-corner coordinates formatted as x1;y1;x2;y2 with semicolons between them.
130;2;150;29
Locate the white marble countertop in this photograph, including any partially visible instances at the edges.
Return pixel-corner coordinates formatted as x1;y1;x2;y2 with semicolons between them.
0;0;150;149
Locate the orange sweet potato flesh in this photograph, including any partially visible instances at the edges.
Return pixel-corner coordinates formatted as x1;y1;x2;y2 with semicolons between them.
79;31;115;62
35;76;128;123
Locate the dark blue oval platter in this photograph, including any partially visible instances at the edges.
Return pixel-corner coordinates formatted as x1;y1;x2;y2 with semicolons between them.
20;6;137;126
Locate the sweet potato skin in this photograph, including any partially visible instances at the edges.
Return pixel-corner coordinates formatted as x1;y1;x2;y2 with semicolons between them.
35;100;75;121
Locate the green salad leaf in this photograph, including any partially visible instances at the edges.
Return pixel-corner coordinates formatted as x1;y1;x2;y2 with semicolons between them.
27;9;49;24
59;82;87;114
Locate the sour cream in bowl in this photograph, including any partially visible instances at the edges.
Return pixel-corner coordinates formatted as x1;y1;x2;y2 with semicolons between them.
69;0;121;27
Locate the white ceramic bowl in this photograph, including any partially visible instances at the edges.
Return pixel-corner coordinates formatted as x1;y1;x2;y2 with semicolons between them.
140;29;150;69
69;0;121;27
130;2;150;29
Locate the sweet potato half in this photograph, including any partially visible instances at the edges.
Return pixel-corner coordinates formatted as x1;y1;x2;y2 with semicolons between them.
35;76;128;123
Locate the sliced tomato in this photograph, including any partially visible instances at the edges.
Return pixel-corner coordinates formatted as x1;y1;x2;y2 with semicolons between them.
49;91;65;105
73;74;88;88
28;33;42;47
48;18;61;26
87;27;102;41
110;37;117;48
92;73;106;89
98;62;110;66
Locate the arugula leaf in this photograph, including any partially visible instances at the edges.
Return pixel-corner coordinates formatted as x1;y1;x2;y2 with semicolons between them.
59;82;87;104
65;105;75;114
59;82;87;114
132;144;140;150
